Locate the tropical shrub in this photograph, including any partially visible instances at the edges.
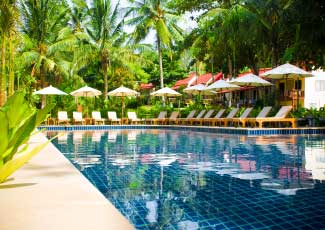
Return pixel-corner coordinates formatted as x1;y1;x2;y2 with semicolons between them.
0;91;53;183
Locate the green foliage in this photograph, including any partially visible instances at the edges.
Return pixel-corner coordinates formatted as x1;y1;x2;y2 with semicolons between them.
0;91;54;183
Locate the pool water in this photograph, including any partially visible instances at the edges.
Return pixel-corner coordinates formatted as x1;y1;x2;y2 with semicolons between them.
47;129;325;229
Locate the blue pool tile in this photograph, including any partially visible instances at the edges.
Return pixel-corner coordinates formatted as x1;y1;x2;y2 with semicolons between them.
46;129;325;229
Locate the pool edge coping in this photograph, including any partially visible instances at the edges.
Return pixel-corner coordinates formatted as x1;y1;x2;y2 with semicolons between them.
39;125;325;136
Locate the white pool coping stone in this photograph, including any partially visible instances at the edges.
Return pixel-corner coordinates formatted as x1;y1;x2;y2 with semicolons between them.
0;132;134;230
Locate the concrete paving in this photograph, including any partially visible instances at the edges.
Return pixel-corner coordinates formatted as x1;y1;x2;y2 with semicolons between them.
0;132;134;230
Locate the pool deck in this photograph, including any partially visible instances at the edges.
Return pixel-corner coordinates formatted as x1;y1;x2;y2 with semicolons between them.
0;132;134;230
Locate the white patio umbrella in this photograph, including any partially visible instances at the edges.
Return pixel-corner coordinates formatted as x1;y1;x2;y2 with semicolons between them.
150;87;181;97
33;85;68;95
205;79;240;92
230;74;272;87
70;85;102;97
261;63;312;79
70;86;102;116
183;84;216;95
33;85;68;112
107;86;139;119
261;63;313;108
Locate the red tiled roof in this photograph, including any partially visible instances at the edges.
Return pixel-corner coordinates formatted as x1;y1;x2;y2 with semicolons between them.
238;68;272;77
173;72;196;88
140;83;154;90
173;72;223;89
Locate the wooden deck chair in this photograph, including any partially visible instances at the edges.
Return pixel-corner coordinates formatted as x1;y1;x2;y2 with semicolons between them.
72;112;85;125
107;111;121;125
212;108;239;126
230;108;253;127
193;109;215;126
205;109;226;126
57;111;70;125
146;111;167;125
127;111;144;124
185;110;206;125
92;111;105;125
243;106;272;127
254;106;296;128
175;110;197;125
167;111;180;125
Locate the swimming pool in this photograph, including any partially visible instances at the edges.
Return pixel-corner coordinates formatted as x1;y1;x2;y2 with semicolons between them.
47;129;325;229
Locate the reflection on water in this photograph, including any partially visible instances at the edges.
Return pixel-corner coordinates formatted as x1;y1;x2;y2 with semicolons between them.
47;130;325;229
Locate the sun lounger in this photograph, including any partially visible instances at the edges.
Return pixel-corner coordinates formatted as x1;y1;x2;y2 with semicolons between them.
253;106;296;128
175;110;197;125
211;108;239;126
107;111;121;125
155;111;179;125
192;109;215;126
229;108;253;127
167;111;180;125
185;110;206;125
146;111;167;125
92;111;105;125
72;112;85;125
57;111;70;125
127;111;144;124
204;109;226;126
242;106;272;127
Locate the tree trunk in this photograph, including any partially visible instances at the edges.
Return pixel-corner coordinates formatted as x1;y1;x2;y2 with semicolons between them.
157;36;165;106
8;33;14;96
271;27;279;67
101;49;108;100
103;62;108;100
40;62;46;108
157;36;164;88
227;55;233;78
0;35;7;106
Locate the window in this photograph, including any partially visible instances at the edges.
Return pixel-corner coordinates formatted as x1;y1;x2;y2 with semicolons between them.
315;80;325;91
295;80;302;90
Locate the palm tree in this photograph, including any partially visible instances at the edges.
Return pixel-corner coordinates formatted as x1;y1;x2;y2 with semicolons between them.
0;0;18;105
19;0;70;106
85;0;127;99
127;0;183;89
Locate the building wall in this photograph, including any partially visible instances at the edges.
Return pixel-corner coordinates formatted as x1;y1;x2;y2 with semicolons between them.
275;78;306;107
304;71;325;109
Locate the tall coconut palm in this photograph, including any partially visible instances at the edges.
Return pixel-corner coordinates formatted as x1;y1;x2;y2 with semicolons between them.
0;0;19;105
127;0;183;89
19;0;70;106
85;0;126;99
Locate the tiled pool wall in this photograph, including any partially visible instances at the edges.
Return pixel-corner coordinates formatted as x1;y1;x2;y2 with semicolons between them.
38;125;325;136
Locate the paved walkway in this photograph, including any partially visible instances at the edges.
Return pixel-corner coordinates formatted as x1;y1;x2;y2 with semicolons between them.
0;132;134;230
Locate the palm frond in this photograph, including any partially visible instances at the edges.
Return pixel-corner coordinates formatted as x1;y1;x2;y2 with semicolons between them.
156;19;171;45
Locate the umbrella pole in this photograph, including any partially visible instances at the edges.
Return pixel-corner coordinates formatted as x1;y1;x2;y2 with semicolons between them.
122;96;124;120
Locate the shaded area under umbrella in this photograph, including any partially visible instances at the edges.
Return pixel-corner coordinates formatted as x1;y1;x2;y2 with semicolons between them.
205;80;240;106
230;73;272;105
150;87;181;107
107;86;139;119
33;85;68;117
261;63;313;109
70;86;102;117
